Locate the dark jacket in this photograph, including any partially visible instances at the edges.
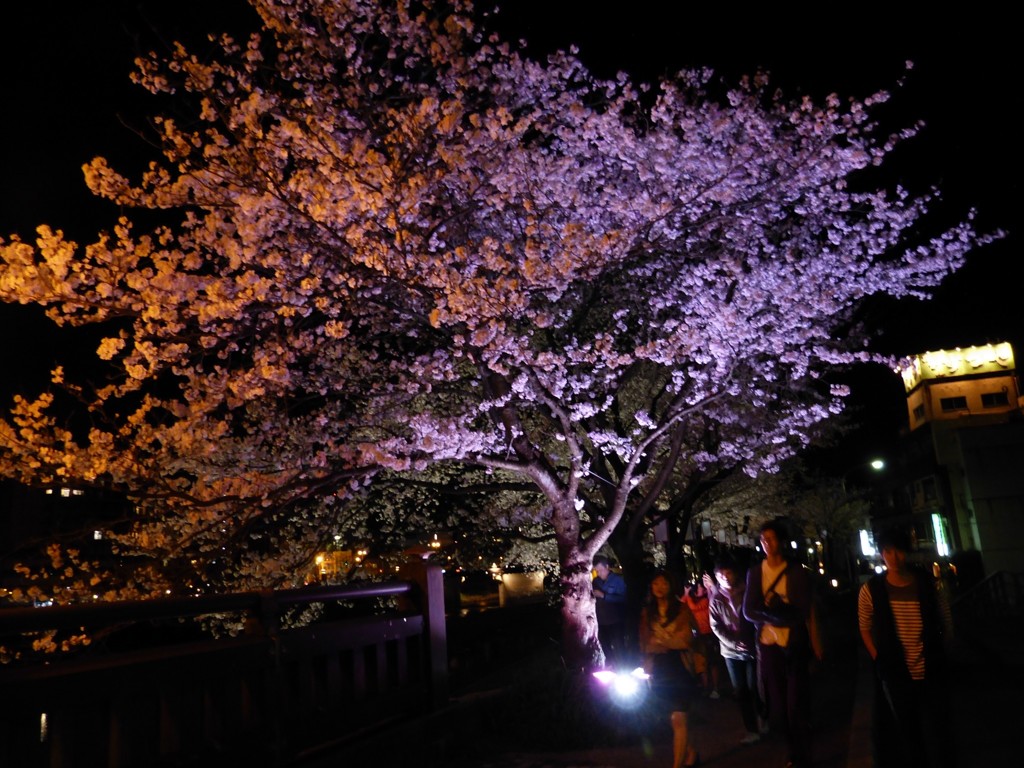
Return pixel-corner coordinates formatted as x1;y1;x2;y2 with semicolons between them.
593;571;627;625
866;570;946;684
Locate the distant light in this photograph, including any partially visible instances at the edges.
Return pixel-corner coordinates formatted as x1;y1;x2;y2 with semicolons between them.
819;567;825;575
790;541;798;550
860;530;876;557
870;459;886;471
830;579;839;588
874;565;885;574
40;713;48;743
932;514;951;558
93;530;103;540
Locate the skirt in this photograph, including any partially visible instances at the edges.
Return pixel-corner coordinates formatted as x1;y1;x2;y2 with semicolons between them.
648;651;696;713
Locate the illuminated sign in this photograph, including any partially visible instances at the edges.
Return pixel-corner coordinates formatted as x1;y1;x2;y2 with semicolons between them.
859;529;876;557
932;514;951;558
895;342;1015;392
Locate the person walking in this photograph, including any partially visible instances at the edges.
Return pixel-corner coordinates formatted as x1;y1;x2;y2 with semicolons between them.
858;527;955;768
710;553;766;746
683;579;721;698
640;570;700;768
744;519;817;768
593;553;628;665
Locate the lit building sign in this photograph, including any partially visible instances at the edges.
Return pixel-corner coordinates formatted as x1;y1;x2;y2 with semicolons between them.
895;342;1015;392
932;514;951;558
859;529;876;557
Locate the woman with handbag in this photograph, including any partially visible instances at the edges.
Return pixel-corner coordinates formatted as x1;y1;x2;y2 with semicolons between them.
640;570;700;768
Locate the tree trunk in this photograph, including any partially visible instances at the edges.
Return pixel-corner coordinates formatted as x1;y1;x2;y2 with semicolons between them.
557;559;603;670
551;500;603;670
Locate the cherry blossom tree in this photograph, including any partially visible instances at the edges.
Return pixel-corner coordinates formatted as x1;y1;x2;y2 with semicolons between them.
0;0;998;665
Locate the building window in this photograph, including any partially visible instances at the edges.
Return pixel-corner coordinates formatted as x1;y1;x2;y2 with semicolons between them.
910;476;941;511
922;476;938;502
913;404;925;421
981;391;1009;408
939;396;967;412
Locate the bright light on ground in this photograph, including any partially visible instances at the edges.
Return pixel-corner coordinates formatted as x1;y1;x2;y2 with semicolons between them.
593;667;650;709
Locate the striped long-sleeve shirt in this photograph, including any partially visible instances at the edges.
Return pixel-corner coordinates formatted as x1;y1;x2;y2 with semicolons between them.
858;579;926;679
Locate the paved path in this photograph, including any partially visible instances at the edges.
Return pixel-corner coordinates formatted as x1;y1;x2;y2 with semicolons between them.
476;614;1020;768
306;603;1020;768
479;646;858;768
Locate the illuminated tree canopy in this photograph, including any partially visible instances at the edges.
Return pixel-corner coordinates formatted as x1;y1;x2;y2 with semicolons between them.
0;0;997;664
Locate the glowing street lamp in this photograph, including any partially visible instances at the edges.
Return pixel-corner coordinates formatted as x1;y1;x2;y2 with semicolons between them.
841;456;887;493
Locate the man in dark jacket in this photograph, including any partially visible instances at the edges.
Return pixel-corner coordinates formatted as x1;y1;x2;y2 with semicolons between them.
593;554;628;665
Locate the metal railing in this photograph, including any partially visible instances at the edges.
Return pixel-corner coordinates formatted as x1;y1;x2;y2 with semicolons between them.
951;569;1024;624
0;560;446;768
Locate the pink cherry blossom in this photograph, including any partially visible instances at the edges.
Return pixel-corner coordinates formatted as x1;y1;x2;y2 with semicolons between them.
0;0;1000;665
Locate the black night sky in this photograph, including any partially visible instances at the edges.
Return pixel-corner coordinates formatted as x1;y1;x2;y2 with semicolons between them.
1;1;1019;461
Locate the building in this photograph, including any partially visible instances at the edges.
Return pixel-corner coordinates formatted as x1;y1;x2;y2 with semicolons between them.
0;480;131;602
891;342;1024;578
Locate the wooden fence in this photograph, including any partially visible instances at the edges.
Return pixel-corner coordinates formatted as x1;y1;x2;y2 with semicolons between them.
0;560;446;767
